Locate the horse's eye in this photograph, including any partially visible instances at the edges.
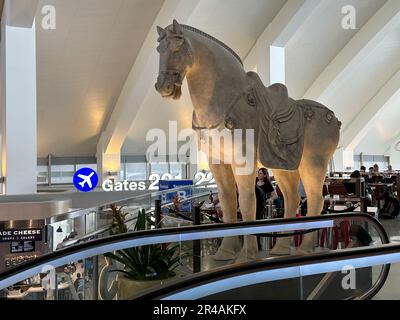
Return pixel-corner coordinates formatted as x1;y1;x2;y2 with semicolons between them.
171;45;182;53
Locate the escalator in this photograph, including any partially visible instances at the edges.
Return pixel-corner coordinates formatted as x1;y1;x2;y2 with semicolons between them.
0;213;396;300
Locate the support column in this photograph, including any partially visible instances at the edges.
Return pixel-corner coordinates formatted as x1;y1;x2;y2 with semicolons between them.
0;1;37;194
333;148;354;172
270;46;285;85
244;0;321;86
388;142;400;170
96;133;121;183
244;42;286;87
256;41;270;86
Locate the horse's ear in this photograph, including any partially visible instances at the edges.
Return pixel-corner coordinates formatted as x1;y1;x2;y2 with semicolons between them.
157;26;164;35
157;26;166;42
173;19;183;35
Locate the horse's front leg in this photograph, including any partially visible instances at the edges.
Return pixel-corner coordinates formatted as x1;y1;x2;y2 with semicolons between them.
232;163;258;262
209;163;242;261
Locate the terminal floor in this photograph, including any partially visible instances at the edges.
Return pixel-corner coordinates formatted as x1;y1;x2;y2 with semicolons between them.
372;218;400;300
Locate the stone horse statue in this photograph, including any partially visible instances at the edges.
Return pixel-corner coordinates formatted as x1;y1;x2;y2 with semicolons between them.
155;20;341;260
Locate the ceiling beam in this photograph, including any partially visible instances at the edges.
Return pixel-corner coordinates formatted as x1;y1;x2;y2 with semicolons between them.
97;0;200;156
341;68;400;151
244;0;321;79
304;0;400;101
385;134;400;156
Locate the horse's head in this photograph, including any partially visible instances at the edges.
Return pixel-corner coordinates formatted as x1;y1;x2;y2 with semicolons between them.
155;19;193;100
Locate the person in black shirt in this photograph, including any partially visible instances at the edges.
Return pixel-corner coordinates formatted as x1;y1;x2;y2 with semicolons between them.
255;185;266;220
256;168;275;199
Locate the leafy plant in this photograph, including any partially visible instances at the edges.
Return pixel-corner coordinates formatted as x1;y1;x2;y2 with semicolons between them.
108;204;128;234
104;208;181;281
167;194;181;216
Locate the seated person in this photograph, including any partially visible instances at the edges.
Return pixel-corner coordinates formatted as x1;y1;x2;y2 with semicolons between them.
344;170;361;195
365;167;375;183
350;170;361;178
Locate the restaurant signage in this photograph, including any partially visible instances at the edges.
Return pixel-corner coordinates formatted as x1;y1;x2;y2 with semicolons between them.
0;228;42;242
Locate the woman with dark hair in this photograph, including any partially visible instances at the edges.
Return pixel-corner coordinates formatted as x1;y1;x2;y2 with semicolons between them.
256;168;275;199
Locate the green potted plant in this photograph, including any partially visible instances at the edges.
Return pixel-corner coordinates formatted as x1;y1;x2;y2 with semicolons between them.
168;195;193;223
104;207;182;299
108;204;128;234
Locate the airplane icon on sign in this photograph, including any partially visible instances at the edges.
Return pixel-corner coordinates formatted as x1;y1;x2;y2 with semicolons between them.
73;168;98;192
78;172;95;189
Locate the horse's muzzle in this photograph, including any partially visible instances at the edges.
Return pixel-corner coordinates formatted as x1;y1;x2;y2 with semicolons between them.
155;77;182;100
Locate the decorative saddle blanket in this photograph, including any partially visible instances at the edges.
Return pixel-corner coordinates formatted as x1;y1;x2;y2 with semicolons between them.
248;72;305;170
192;71;340;171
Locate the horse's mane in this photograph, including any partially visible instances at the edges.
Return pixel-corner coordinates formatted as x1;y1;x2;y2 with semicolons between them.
180;24;243;66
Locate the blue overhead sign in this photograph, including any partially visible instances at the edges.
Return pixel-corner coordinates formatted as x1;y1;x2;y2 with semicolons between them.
159;180;193;213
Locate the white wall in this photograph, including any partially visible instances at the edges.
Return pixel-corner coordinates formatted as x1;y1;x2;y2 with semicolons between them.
0;1;37;194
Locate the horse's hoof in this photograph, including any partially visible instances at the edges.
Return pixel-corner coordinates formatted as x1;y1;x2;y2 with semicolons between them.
270;237;292;256
270;247;291;256
297;246;330;255
213;236;242;261
314;246;331;253
295;246;314;255
296;233;317;255
235;249;257;264
212;249;238;261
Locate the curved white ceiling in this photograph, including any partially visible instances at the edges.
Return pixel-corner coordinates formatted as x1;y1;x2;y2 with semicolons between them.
286;0;387;99
325;24;400;130
122;0;287;155
36;0;164;157
355;90;400;154
34;0;400;158
187;0;285;59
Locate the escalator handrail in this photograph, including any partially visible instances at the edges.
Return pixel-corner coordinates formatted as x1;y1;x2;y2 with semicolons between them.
135;242;396;301
0;213;389;291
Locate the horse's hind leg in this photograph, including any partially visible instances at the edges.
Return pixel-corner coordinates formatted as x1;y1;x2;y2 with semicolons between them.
270;169;300;256
297;160;327;254
209;163;242;261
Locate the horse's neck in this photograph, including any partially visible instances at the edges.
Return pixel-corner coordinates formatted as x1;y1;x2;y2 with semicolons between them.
186;34;247;128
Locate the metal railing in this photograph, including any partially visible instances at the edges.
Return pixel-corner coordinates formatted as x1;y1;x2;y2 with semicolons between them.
45;181;216;225
58;189;217;248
